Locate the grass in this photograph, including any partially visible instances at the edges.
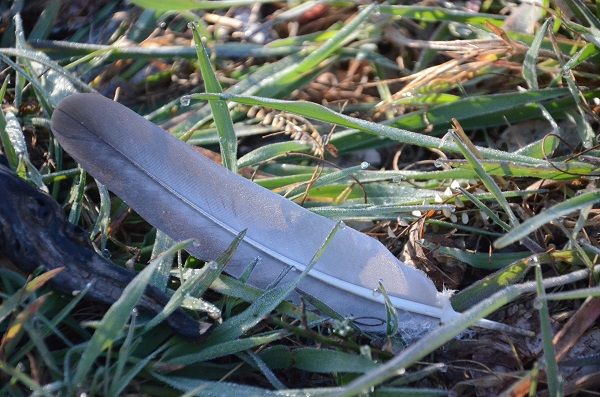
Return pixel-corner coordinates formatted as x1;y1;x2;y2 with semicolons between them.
1;0;599;395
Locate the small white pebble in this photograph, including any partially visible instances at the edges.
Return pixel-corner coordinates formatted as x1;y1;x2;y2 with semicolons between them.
461;212;469;224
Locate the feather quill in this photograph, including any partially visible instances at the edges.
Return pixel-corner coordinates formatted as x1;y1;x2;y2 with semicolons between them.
50;94;516;334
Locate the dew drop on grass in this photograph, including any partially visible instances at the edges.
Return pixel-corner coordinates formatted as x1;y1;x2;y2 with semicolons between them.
159;21;167;29
208;261;218;270
187;21;196;30
533;299;543;310
180;95;191;107
433;158;445;168
360;161;370;170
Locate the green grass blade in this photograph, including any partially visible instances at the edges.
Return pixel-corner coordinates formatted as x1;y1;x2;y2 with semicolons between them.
523;18;552;90
131;0;278;11
377;5;505;27
144;232;244;331
448;131;519;227
237;141;312;168
494;190;600;248
534;265;563;396
189;23;237;173
203;222;341;344
164;331;286;365
148;230;175;292
189;93;545;164
71;239;192;389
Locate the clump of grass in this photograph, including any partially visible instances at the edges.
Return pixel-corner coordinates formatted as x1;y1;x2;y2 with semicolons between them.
1;0;599;396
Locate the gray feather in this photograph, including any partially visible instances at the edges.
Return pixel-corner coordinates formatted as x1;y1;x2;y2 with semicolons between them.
51;93;454;331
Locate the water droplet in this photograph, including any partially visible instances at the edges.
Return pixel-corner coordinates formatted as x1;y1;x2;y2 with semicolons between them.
159;21;167;29
392;176;404;183
101;248;111;258
192;240;201;248
396;368;406;375
339;221;346;229
360;161;370;170
461;212;469;224
180;95;191;107
433;158;445;168
132;308;138;315
209;261;218;270
372;288;381;297
187;21;196;30
533;299;543;310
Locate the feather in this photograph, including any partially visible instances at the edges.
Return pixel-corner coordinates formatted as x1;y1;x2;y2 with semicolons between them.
50;94;514;334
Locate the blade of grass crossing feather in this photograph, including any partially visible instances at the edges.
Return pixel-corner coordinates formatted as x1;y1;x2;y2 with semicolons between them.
148;230;175;291
90;181;111;251
494;190;600;248
334;287;524;397
204;222;342;345
70;239;192;390
534;265;563;396
67;168;86;224
190;23;237;173
189;93;545;164
378;281;399;336
144;232;244;332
